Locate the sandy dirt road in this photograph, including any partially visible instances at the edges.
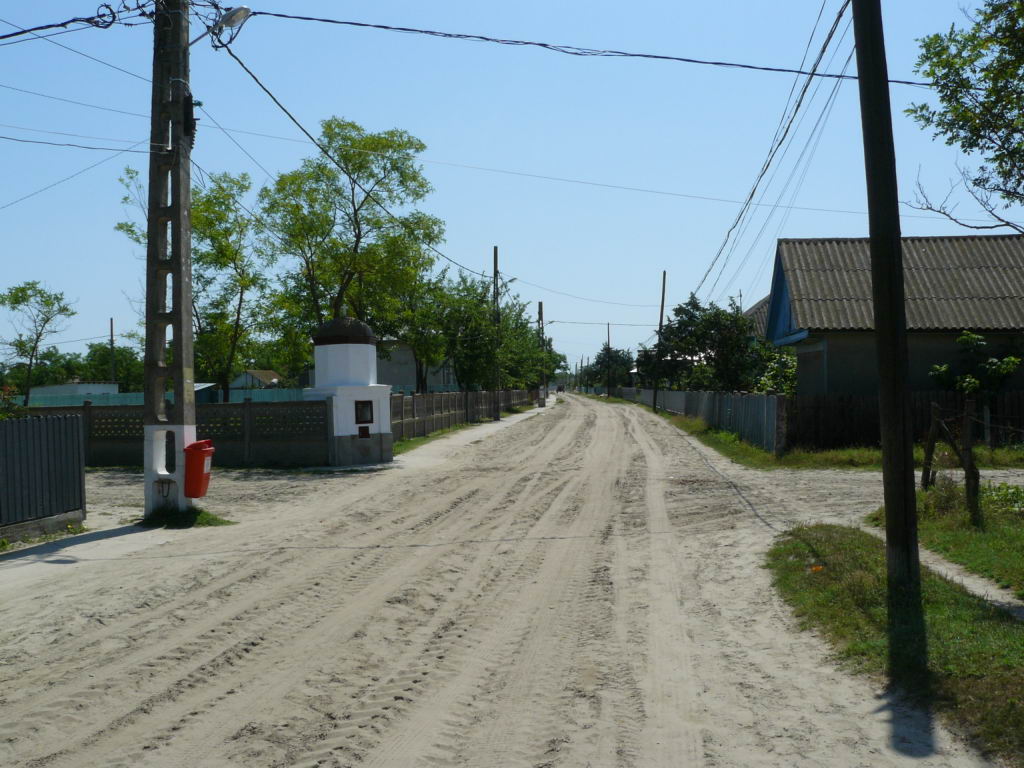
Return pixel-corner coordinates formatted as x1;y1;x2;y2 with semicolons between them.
0;394;1001;767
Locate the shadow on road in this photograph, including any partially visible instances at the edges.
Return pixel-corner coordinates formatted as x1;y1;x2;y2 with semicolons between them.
0;525;147;566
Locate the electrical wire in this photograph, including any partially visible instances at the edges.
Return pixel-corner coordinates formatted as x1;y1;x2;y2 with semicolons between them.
548;321;655;327
0;15;150;81
695;0;850;297
0;121;156;145
711;24;856;301
0;133;150;153
245;10;932;88
0;140;147;212
216;40;493;280
0;4;151;42
0;83;1011;226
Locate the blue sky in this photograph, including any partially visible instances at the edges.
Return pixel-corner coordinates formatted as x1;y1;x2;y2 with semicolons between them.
0;1;1005;369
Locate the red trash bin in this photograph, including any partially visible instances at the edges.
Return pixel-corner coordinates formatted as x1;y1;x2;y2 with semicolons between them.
184;439;215;498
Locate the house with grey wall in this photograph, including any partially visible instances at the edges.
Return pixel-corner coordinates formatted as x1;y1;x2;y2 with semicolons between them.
761;235;1024;396
375;342;457;394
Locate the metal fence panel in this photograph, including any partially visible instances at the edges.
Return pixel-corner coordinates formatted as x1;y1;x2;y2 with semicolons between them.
0;415;85;527
622;389;781;453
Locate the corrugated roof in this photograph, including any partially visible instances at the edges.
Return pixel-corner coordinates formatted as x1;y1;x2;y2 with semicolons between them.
744;295;770;337
779;235;1024;331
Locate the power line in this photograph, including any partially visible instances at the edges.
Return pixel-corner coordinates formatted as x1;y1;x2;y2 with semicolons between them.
0;82;149;119
0;133;150;153
0;140;147;212
695;0;850;296
246;11;933;88
514;278;658;308
0;4;151;42
548;321;655;327
4;20;659;313
216;40;492;279
0;121;155;144
712;21;856;301
0;15;150;82
1;83;1011;226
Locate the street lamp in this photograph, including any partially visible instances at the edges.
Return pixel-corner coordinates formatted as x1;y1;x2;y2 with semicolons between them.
189;5;252;47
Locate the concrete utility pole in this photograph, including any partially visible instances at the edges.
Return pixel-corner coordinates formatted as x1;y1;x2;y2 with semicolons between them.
851;0;925;683
537;301;546;407
652;270;666;414
143;0;197;518
606;322;611;396
109;318;116;387
492;246;501;421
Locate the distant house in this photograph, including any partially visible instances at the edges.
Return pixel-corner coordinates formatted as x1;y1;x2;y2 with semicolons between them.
761;235;1024;396
31;381;118;396
375;342;457;393
230;370;284;389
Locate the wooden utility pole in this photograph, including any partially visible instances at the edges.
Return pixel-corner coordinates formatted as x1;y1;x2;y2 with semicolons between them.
109;318;116;387
652;270;667;414
851;0;925;683
537;301;546;407
143;0;197;518
492;246;501;420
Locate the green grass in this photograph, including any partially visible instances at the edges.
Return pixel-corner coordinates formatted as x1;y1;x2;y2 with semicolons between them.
768;524;1024;765
867;479;1024;599
393;421;477;455
138;505;235;529
581;392;1024;470
392;404;533;455
0;523;89;552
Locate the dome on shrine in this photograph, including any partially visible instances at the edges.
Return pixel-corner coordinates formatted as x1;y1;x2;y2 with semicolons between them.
311;317;377;347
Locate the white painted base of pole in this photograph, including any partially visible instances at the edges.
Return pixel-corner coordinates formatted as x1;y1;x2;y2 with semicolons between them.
144;424;196;518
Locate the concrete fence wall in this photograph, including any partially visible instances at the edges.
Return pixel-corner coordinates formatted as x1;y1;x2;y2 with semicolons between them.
390;390;534;441
1;415;85;529
29;390;536;468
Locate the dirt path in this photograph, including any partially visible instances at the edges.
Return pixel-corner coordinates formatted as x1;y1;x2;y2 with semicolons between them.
0;395;998;767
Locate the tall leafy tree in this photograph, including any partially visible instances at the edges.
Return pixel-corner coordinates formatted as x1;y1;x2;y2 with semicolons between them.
0;282;76;405
657;295;760;391
117;168;270;397
909;1;1024;229
190;172;269;398
257;118;444;328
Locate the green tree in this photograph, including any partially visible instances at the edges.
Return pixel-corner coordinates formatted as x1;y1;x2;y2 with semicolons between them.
658;294;761;391
437;274;495;391
117;168;270;397
929;330;1021;396
0;282;76;405
257;118;444;328
191;172;269;399
587;344;634;389
909;1;1024;229
81;341;144;392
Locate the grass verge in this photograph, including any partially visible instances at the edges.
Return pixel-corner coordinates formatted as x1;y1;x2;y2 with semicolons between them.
393;421;476;455
580;393;1024;470
768;523;1024;765
867;479;1024;599
138;506;235;529
0;523;88;553
392;404;534;455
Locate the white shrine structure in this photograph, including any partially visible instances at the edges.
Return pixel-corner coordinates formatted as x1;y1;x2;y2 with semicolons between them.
304;317;393;466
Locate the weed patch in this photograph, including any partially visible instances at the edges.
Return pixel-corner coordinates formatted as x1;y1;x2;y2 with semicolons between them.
139;506;235;529
867;479;1024;599
768;524;1024;765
